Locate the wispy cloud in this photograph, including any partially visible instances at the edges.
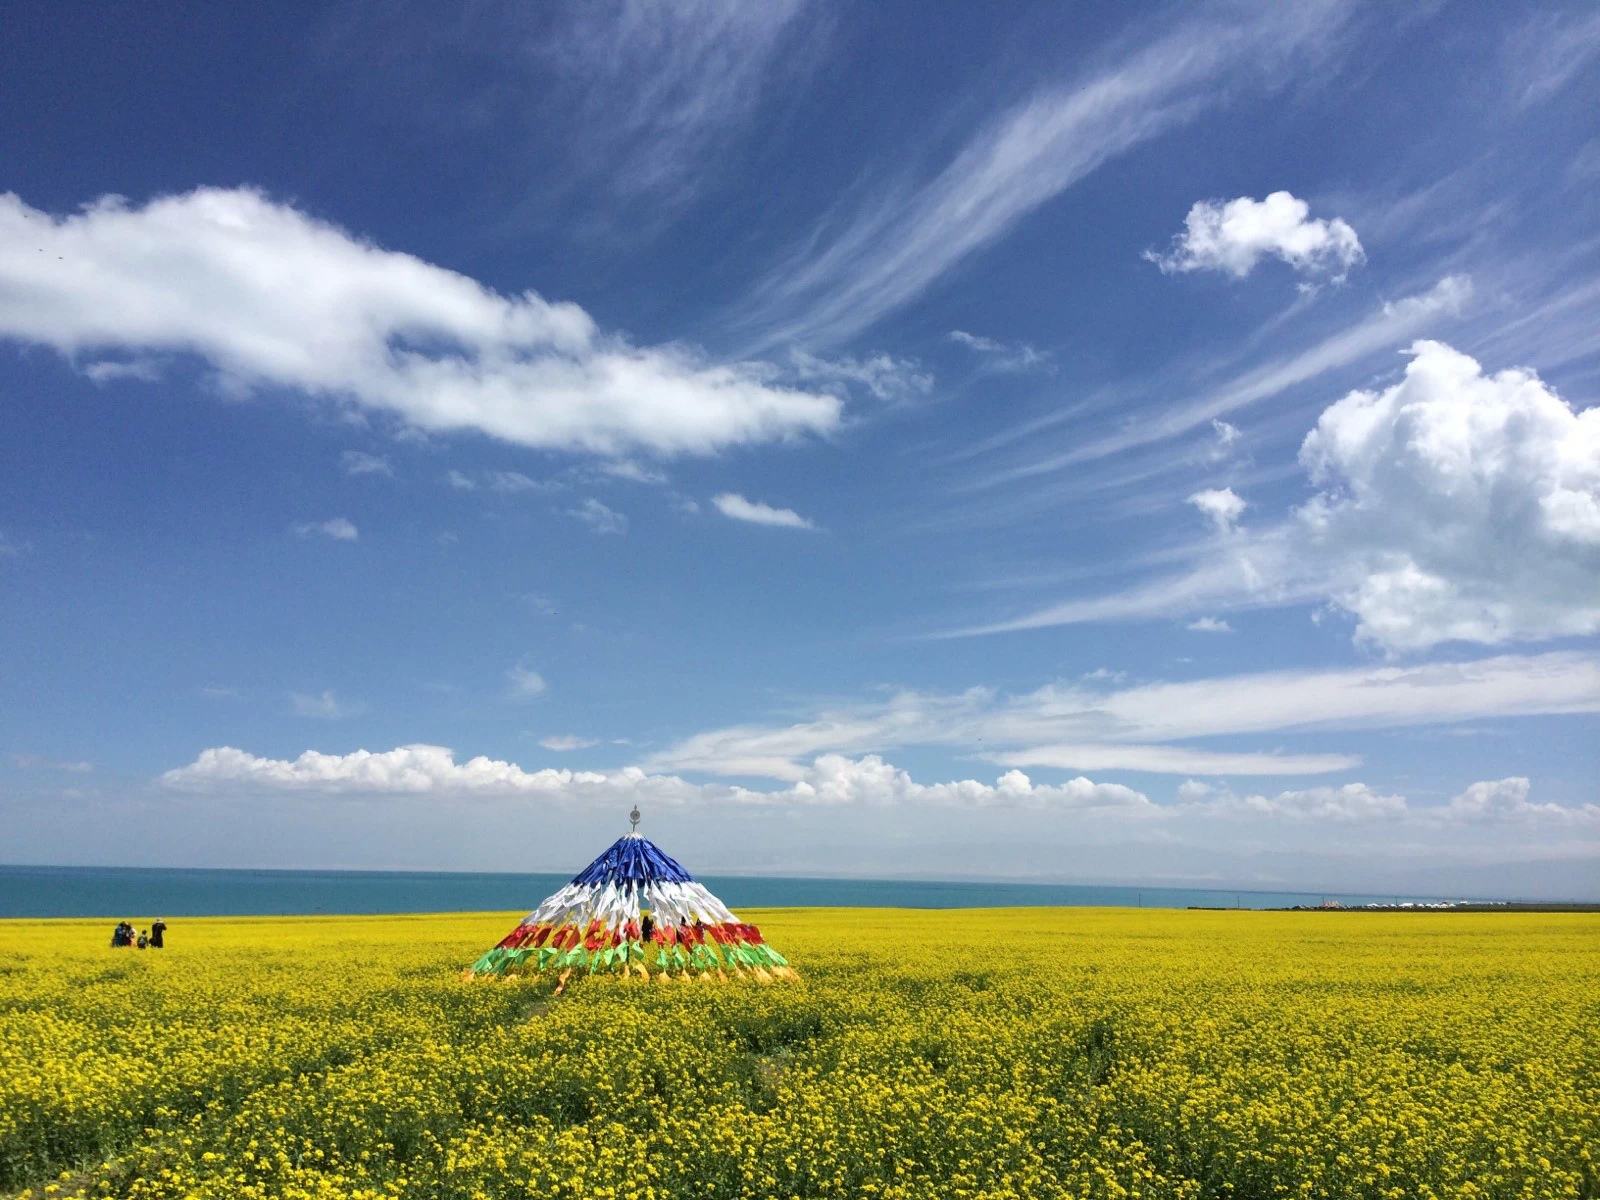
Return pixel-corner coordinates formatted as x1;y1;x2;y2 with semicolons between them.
11;753;94;773
539;1;816;211
712;492;816;529
786;348;933;402
568;497;628;535
538;734;599;752
947;330;1052;374
738;2;1356;346
1507;7;1600;108
972;274;1471;488
485;470;557;495
290;690;362;719
293;517;359;542
82;358;161;384
506;664;548;699
645;651;1600;781
340;450;393;477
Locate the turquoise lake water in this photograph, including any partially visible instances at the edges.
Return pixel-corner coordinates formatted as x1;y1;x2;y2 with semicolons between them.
0;863;1454;918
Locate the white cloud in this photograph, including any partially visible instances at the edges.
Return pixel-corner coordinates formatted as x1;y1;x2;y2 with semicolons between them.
646;652;1600;781
1147;191;1363;281
1187;616;1234;633
1188;487;1246;532
1293;340;1600;650
961;339;1600;652
156;743;1600;839
158;743;1151;813
290;690;361;719
712;492;815;529
740;5;1354;346
1444;777;1600;825
539;735;599;752
0;187;841;457
1181;780;1408;822
568;497;627;535
506;664;548;699
755;754;1151;811
340;450;393;477
294;517;359;542
1204;419;1243;463
445;470;478;491
1177;776;1600;829
947;330;1051;373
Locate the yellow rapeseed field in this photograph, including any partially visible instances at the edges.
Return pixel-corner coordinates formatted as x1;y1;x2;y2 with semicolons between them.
1;908;1596;1200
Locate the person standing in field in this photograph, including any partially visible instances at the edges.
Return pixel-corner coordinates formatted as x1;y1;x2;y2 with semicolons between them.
150;919;167;948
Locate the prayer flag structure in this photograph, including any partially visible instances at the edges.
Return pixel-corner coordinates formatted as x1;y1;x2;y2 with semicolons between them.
466;808;795;987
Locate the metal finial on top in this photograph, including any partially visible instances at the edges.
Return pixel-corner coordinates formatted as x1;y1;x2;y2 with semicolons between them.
629;805;641;833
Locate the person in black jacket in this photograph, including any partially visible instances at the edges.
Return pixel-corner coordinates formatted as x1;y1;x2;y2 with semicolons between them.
149;919;167;949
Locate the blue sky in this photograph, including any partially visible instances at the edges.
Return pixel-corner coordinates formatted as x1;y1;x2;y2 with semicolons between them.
3;1;1598;896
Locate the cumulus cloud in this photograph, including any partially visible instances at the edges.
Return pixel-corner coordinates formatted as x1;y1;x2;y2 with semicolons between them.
293;518;358;542
1444;777;1600;825
1298;340;1600;650
756;754;1151;811
568;497;628;535
159;744;1152;812
340;450;393;477
947;330;1051;373
1147;191;1363;281
712;492;815;529
967;341;1600;652
1181;779;1408;822
1187;616;1234;633
1188;487;1246;532
0;187;840;457
157;743;1600;839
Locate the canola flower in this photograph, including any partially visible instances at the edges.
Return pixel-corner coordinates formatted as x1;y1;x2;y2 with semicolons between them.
0;908;1596;1199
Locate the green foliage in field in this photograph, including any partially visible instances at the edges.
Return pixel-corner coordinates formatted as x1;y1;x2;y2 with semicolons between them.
2;908;1596;1199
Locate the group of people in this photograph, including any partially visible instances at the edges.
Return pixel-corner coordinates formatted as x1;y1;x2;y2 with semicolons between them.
110;919;166;949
